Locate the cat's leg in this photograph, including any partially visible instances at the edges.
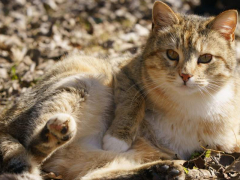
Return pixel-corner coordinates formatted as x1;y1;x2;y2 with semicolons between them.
80;138;185;180
0;134;40;175
43;137;183;180
103;70;146;152
81;160;185;180
102;97;145;153
28;113;77;163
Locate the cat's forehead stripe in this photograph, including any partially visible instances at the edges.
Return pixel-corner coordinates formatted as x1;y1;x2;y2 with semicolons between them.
178;15;208;52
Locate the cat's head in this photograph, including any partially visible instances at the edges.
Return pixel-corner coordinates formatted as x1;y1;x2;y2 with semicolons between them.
143;1;238;96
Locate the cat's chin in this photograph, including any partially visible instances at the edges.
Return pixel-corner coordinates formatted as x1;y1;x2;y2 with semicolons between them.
175;85;199;95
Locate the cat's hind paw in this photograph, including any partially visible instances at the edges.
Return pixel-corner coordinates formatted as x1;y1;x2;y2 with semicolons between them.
146;161;184;180
102;134;130;152
43;113;77;144
116;160;185;180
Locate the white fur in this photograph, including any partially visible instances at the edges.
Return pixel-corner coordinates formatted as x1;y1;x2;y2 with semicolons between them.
103;134;130;152
164;79;234;119
147;81;236;159
49;69;113;139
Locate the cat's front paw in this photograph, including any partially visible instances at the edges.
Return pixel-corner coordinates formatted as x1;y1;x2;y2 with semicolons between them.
102;134;130;152
43;113;77;144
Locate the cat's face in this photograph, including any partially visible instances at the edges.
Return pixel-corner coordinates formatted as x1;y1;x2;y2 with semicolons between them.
143;1;237;96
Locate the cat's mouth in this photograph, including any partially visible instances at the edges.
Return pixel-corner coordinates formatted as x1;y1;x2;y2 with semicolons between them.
175;83;200;95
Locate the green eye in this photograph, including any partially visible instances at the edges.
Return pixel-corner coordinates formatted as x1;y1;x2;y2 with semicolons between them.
166;49;179;61
198;54;212;64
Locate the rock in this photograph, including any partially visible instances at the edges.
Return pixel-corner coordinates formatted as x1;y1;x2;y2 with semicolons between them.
10;47;27;62
43;0;58;10
120;32;139;43
0;35;22;51
15;0;26;5
0;68;8;79
134;24;149;36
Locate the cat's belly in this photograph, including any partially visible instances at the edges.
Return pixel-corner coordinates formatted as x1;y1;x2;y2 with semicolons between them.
144;111;237;160
145;113;199;159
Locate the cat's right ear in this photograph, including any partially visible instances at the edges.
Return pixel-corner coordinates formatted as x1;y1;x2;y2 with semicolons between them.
152;1;179;31
210;10;238;41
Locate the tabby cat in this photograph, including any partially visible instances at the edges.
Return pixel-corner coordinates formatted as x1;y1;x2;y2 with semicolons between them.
0;1;239;180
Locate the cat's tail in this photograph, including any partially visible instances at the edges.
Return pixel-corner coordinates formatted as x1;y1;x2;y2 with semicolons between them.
0;173;42;180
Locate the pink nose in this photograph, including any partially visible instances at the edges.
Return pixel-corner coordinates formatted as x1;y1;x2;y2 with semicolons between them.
179;73;193;82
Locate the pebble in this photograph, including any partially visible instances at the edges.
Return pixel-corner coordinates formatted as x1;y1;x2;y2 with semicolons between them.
135;24;149;36
0;68;8;79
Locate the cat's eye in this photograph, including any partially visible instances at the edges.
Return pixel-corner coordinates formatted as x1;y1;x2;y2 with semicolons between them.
198;54;212;64
166;49;179;61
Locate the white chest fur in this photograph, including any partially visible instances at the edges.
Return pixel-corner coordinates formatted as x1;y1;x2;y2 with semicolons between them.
145;82;237;159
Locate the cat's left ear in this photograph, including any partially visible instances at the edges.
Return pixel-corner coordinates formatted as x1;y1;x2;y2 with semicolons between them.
152;1;179;30
210;10;238;41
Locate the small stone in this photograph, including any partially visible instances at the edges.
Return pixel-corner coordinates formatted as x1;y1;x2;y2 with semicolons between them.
15;0;26;5
10;47;27;62
12;81;19;90
120;33;139;42
135;24;149;36
0;68;8;79
116;9;126;17
43;0;58;10
23;56;33;66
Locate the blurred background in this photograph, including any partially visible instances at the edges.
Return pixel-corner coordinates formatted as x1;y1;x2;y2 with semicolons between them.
0;0;239;112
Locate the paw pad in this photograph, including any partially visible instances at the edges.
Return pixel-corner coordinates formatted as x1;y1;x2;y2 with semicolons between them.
45;113;76;143
150;162;183;180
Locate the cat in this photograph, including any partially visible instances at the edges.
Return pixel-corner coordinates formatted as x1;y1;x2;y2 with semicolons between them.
0;1;239;180
103;0;240;156
0;55;180;180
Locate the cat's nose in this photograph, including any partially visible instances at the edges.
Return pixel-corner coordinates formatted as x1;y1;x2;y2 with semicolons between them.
179;73;193;82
